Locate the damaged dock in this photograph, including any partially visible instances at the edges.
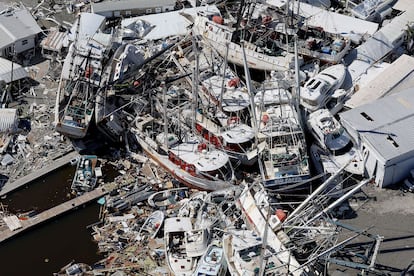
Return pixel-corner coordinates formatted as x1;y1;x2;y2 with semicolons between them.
0;186;107;244
0;151;79;197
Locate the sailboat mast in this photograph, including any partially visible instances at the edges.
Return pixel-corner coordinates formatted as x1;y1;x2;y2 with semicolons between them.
241;45;258;133
191;36;200;134
294;35;301;118
219;43;230;109
163;81;168;147
234;0;245;30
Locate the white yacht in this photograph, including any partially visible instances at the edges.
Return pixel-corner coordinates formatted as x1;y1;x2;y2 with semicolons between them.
300;64;346;112
307;109;364;175
165;217;197;276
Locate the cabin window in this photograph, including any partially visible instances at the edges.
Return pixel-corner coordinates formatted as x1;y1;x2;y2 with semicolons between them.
321;72;337;80
22;39;28;45
125;10;131;16
146;8;152;13
155;7;161;13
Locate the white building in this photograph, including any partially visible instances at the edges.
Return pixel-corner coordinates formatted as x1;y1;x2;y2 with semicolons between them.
91;0;176;19
340;88;414;188
0;4;42;58
345;54;414;109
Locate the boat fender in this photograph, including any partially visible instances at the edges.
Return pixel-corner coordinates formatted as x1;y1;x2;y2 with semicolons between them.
275;209;287;222
262;114;270;125
212;15;224;25
227;77;240;87
227;116;240;125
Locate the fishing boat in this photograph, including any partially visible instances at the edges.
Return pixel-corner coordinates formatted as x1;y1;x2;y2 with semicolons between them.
198;66;250;113
350;0;394;22
185;228;210;258
164;217;197;276
55;77;100;139
306;109;364;175
183;10;297;72
193;239;228;276
135;210;164;242
147;187;189;209
273;24;351;64
223;227;299;276
55;13;113;139
131;114;235;191
178;191;207;219
190;112;266;166
237;185;307;275
258;102;311;192
300;64;346;112
71;155;99;195
54;261;92;276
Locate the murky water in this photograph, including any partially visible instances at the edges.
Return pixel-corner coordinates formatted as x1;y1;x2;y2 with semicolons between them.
0;165;105;276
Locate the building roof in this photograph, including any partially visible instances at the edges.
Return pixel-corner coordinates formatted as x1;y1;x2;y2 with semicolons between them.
67;12;106;42
297;2;379;37
346;5;414;83
40;28;67;52
394;0;411;11
340;88;414;164
92;0;175;14
0;57;28;83
0;5;42;49
346;54;414;108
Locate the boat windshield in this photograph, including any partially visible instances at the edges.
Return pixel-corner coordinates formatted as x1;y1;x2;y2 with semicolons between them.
239;244;261;262
331;140;354;156
320;72;337;80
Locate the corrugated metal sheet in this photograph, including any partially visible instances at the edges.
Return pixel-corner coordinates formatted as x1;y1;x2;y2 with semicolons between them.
346;5;414;83
0;108;17;133
0;57;28;83
346;54;414;108
67;12;106;42
394;0;411;11
40;29;67;51
92;0;175;14
340;88;414;164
